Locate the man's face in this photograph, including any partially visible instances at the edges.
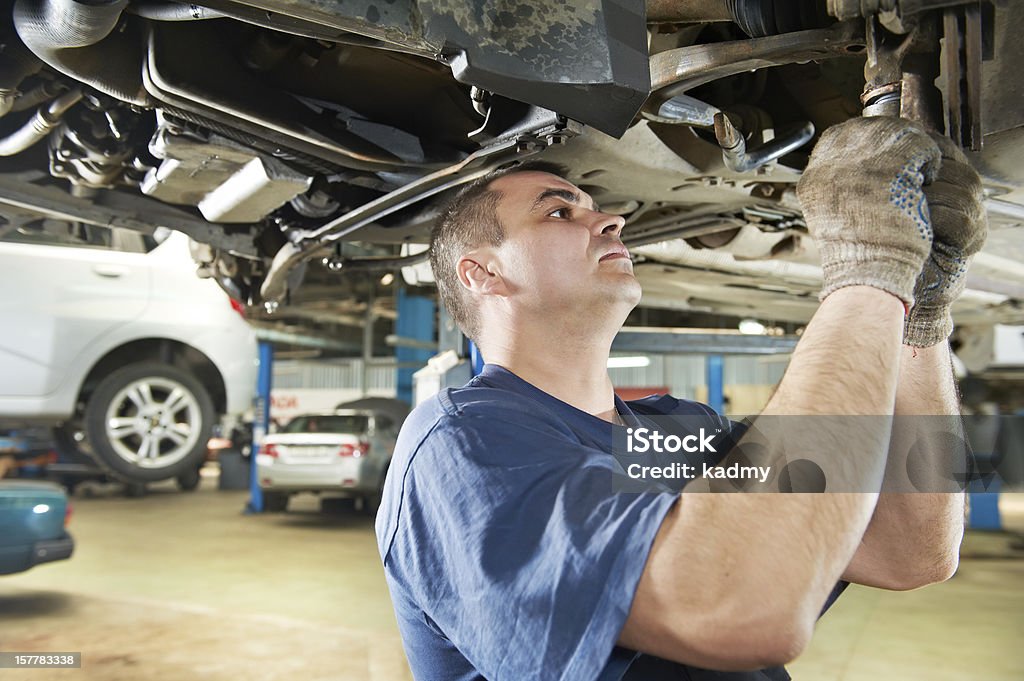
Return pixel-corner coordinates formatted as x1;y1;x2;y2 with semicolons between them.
482;171;641;317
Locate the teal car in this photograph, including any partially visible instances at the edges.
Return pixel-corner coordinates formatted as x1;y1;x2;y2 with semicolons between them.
0;481;74;575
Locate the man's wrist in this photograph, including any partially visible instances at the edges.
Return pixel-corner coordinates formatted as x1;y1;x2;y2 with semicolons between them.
819;276;916;311
821;284;909;317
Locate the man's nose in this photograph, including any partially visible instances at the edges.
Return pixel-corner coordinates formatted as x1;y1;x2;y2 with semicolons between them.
592;212;625;237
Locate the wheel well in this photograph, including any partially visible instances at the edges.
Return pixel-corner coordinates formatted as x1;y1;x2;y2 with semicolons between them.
76;339;227;416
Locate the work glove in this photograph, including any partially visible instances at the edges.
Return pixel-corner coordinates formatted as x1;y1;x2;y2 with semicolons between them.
904;135;988;347
797;117;942;307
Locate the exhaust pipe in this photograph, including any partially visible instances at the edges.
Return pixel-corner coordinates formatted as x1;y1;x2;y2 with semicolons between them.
13;0;149;105
14;0;129;50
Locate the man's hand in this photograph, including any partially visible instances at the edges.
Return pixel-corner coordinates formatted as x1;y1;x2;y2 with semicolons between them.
797;117;942;306
904;135;989;347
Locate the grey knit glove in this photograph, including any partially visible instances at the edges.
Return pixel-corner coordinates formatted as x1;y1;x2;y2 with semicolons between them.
797;117;942;306
904;136;988;347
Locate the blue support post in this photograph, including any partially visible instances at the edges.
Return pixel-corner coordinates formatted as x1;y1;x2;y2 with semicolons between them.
968;480;1002;530
968;448;1003;529
963;413;1004;531
396;288;436;405
245;341;273;513
706;354;725;415
469;340;484;377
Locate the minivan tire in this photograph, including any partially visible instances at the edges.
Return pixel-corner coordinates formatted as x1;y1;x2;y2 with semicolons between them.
84;362;215;483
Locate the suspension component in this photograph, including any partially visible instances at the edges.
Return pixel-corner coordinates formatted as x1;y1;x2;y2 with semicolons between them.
0;88;81;156
714;113;816;173
861;16;916;117
647;0;830;36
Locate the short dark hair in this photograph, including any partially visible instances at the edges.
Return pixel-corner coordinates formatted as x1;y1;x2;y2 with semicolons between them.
429;160;568;343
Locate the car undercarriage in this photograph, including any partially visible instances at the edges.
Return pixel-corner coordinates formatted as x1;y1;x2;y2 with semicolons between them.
0;0;1022;347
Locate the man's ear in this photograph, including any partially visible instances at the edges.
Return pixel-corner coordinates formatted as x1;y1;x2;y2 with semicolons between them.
457;251;508;298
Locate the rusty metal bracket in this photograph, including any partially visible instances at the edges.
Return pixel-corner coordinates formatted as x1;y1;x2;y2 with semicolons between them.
943;3;984;150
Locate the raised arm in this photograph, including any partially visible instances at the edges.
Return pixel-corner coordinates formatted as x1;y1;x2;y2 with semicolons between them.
618;118;943;670
842;343;964;590
843;135;987;589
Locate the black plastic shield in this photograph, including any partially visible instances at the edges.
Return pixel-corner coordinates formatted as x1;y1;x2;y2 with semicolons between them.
423;0;651;138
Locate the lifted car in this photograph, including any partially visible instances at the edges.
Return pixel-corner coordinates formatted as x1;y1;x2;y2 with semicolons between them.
0;226;258;486
0;0;1020;341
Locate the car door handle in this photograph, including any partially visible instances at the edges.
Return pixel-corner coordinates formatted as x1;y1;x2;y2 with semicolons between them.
92;265;129;278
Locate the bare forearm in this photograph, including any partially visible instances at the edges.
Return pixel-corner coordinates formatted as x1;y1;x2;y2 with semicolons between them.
845;343;965;588
679;287;904;633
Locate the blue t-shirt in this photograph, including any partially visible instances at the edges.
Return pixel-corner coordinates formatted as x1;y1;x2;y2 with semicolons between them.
376;364;843;680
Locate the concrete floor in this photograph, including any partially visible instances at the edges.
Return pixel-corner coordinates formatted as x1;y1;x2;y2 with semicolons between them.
1;469;1022;680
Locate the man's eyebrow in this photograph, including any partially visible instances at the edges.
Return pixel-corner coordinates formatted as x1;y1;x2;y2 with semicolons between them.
531;188;599;212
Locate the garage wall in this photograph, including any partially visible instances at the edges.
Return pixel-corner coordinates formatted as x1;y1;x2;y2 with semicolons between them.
609;354;790;406
269;354;791;416
273;359;397;391
269;359;398;422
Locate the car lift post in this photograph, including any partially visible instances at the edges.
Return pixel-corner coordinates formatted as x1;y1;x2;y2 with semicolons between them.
706;354;725;415
968;432;1002;530
968;479;1002;530
396;288;436;404
962;413;1005;531
246;341;273;513
469;341;484;377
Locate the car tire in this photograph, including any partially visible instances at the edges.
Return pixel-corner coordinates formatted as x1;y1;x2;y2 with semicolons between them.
84;362;215;483
124;482;148;497
263;491;288;512
320;496;355;514
364;465;388;516
176;466;202;492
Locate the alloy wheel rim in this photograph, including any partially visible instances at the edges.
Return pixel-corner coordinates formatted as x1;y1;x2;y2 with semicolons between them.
104;377;202;468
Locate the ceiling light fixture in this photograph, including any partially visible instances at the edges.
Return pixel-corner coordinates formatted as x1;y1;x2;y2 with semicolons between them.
607;356;652;369
738;319;766;335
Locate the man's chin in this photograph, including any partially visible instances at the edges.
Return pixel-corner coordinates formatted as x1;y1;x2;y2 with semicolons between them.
618;272;642;294
542;276;640;311
604;277;642;308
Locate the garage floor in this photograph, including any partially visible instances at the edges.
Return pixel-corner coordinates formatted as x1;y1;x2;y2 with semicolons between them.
1;471;1022;681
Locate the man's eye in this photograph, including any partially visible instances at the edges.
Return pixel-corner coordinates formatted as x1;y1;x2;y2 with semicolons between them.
549;207;570;219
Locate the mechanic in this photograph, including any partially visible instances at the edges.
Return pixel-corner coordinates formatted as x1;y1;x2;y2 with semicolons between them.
374;117;986;680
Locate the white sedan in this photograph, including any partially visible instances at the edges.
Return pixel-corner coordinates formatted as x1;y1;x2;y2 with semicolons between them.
256;410;398;513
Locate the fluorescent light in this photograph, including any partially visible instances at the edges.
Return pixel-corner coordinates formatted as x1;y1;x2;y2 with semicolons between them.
738;319;766;335
608;356;651;368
